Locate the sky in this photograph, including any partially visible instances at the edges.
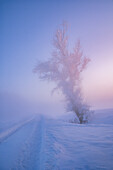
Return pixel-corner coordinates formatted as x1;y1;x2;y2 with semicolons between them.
0;0;113;117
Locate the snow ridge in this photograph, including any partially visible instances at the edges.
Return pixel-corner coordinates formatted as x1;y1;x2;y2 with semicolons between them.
0;117;34;144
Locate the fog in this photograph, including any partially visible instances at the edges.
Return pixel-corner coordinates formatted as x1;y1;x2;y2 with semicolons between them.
1;0;113;122
0;92;65;123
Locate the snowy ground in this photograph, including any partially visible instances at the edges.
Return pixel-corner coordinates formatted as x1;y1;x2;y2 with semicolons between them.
0;109;113;170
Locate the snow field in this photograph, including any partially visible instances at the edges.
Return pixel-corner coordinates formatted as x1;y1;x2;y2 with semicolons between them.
45;119;113;170
0;110;113;170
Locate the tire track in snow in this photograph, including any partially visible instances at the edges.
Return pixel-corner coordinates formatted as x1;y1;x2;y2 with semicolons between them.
12;115;46;170
37;116;45;170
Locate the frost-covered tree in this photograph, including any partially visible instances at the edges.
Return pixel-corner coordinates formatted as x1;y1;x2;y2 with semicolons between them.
34;24;91;124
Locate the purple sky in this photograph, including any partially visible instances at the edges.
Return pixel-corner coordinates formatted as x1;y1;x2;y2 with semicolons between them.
0;0;113;115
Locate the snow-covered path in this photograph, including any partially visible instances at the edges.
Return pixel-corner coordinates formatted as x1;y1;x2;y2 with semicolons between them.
11;116;45;170
0;115;113;170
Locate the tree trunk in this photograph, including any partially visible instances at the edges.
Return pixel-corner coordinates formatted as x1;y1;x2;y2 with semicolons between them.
74;109;83;124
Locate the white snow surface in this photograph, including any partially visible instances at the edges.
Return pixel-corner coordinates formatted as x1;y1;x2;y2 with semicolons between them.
0;117;34;143
0;109;113;170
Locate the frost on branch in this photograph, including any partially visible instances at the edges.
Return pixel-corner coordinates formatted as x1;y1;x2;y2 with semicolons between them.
33;24;91;124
